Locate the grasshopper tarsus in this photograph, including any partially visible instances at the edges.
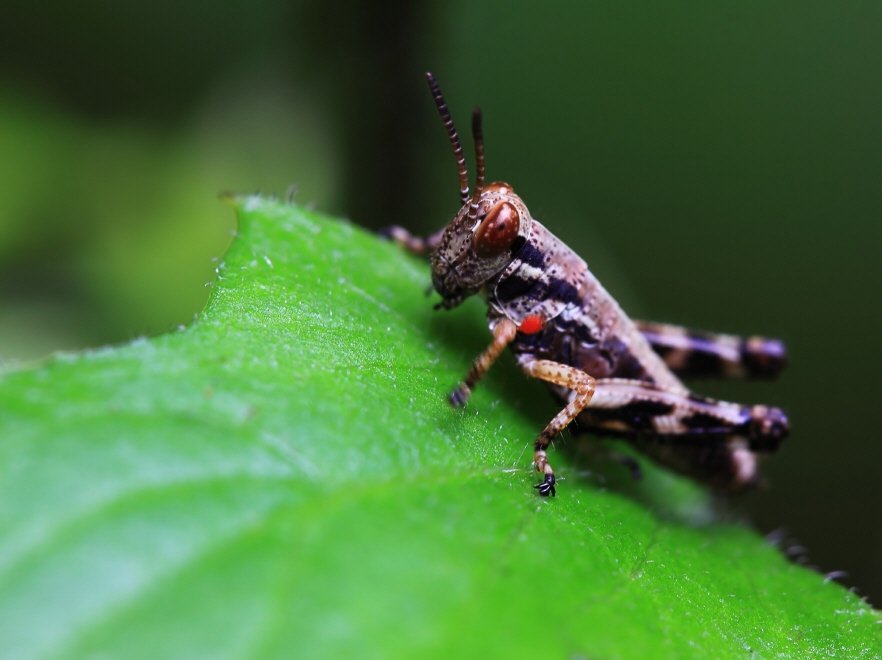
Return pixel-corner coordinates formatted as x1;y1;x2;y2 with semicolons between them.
534;474;556;497
448;385;470;408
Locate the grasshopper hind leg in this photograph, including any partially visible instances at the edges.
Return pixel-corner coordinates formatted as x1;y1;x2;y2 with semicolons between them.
636;320;787;380
574;379;788;490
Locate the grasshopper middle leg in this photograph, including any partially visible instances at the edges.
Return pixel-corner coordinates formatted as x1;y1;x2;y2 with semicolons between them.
519;358;596;496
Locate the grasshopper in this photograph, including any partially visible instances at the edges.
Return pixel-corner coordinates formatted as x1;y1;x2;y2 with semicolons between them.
384;73;789;496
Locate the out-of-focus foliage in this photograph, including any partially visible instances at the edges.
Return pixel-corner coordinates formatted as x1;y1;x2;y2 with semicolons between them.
0;75;337;365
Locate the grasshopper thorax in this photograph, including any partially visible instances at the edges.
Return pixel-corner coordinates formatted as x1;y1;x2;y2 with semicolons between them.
431;182;533;309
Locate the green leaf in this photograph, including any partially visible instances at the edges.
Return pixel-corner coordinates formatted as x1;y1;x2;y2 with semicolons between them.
1;196;878;659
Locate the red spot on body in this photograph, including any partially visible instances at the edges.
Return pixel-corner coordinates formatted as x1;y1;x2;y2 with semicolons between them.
518;315;545;335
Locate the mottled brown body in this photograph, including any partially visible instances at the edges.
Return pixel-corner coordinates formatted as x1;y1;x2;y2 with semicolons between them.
486;219;787;489
383;73;789;495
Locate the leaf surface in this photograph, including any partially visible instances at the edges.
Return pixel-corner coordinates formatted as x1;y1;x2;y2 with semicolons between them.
0;197;878;659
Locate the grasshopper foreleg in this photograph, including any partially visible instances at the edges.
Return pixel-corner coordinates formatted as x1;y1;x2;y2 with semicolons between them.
448;319;518;407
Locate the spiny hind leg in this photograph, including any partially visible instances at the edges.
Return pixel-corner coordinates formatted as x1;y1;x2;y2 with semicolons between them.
635;320;787;379
579;378;788;489
583;379;789;450
378;225;445;257
519;358;596;496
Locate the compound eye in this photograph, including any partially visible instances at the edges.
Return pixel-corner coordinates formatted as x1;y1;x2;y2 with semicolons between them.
473;202;520;257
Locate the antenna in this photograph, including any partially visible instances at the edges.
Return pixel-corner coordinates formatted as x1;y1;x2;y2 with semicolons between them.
469;107;485;224
425;72;470;205
471;108;485;193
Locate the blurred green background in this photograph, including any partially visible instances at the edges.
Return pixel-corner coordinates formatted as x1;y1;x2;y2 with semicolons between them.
1;0;880;607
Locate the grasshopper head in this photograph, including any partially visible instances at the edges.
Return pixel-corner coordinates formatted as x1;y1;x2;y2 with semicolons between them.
424;73;532;309
431;182;531;309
